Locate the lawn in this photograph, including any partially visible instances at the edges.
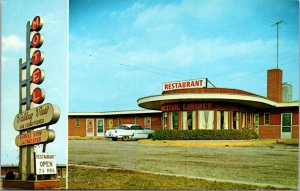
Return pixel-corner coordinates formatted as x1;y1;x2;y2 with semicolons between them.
68;165;285;190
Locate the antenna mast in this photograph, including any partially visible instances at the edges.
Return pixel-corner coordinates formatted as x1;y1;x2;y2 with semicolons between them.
271;20;283;69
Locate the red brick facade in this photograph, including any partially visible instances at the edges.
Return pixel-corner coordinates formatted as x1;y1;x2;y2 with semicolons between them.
69;70;298;139
68;112;162;137
267;69;282;102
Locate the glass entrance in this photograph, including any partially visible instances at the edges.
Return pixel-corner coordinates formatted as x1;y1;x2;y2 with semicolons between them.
97;118;104;136
281;113;292;139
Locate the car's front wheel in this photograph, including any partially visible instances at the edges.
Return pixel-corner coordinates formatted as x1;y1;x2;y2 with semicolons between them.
147;134;153;139
112;137;118;141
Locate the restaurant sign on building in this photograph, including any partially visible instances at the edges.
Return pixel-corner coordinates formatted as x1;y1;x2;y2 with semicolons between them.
163;78;207;91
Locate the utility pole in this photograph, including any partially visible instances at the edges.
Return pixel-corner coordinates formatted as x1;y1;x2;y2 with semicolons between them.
271;20;283;69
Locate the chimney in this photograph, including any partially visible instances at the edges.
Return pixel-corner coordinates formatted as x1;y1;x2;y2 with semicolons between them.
267;69;282;102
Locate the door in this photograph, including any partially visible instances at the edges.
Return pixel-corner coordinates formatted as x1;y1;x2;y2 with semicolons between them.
144;117;151;129
133;125;147;139
96;118;104;136
281;113;292;139
86;118;94;136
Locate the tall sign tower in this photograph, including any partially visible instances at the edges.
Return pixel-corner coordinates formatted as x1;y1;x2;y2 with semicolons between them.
3;16;61;190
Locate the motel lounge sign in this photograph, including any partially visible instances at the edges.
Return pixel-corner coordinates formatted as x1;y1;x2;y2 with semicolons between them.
14;16;60;180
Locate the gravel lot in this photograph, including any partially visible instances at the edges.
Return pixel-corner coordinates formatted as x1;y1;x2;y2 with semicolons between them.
69;140;298;189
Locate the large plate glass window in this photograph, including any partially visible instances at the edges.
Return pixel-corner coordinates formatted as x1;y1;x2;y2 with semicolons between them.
199;110;214;130
170;112;179;130
217;111;229;130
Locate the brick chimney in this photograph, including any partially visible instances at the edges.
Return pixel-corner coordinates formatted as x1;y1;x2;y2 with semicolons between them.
267;68;282;102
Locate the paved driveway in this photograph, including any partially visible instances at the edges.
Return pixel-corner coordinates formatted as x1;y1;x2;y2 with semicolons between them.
69;140;298;189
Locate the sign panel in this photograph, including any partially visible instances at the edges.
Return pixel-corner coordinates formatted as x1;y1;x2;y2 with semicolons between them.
31;16;43;31
35;153;57;175
31;33;44;48
15;129;55;147
31;50;44;66
14;103;60;131
163;78;207;91
32;68;45;84
32;87;46;104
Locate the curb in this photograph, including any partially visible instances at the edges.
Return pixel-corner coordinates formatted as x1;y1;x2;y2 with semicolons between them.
139;139;299;147
68;136;109;140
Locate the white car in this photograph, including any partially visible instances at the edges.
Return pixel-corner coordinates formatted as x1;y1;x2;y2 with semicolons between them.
105;124;155;141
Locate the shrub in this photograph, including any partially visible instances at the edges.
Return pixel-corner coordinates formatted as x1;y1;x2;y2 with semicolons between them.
153;129;258;140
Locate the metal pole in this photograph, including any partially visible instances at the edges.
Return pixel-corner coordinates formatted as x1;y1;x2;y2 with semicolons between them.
276;24;278;69
42;125;49;152
271;21;283;69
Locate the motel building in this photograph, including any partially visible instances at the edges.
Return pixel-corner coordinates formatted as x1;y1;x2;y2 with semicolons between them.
68;68;299;139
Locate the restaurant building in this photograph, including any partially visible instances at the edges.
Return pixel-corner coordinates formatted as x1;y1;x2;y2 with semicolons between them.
68;68;299;139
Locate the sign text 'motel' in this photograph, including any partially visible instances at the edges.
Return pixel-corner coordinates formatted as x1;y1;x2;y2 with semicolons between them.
15;129;55;147
14;103;60;131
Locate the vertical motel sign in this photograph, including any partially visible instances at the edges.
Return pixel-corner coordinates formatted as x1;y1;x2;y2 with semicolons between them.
15;16;60;181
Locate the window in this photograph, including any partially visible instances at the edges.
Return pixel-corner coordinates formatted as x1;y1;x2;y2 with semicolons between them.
117;125;125;129
182;111;196;130
264;113;270;125
282;113;292;132
241;112;246;128
75;118;80;128
132;125;143;130
118;118;122;125
135;117;139;124
170;112;179;129
233;112;239;129
199;110;214;130
217;111;229;130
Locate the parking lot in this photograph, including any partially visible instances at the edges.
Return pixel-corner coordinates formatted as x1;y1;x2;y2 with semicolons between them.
69;140;298;189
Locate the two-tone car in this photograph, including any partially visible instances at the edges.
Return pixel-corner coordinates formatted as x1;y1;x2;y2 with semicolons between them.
105;124;155;141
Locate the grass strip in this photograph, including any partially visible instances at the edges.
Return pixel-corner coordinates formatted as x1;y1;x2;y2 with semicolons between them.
68;166;287;190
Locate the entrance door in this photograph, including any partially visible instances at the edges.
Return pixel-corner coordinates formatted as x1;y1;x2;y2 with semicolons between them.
144;117;151;129
281;113;292;139
96;118;104;136
86;118;94;136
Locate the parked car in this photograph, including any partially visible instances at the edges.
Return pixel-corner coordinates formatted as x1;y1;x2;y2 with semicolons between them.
105;124;155;141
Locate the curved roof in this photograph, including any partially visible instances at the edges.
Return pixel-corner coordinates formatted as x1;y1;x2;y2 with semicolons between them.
137;87;298;110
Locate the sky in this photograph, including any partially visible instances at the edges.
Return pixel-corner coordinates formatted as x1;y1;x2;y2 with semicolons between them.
69;0;299;112
1;0;68;164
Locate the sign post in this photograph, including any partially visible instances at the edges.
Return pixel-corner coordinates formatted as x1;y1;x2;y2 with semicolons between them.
3;16;61;190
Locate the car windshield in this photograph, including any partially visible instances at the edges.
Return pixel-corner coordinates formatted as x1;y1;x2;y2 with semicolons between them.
116;125;125;129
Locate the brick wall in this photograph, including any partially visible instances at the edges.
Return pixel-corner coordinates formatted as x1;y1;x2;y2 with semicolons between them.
68;116;86;136
259;126;281;138
267;69;282;102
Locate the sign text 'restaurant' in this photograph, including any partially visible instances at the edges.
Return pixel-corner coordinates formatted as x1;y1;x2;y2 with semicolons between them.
163;78;207;91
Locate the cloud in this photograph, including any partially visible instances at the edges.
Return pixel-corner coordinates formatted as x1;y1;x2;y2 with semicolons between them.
2;35;24;51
